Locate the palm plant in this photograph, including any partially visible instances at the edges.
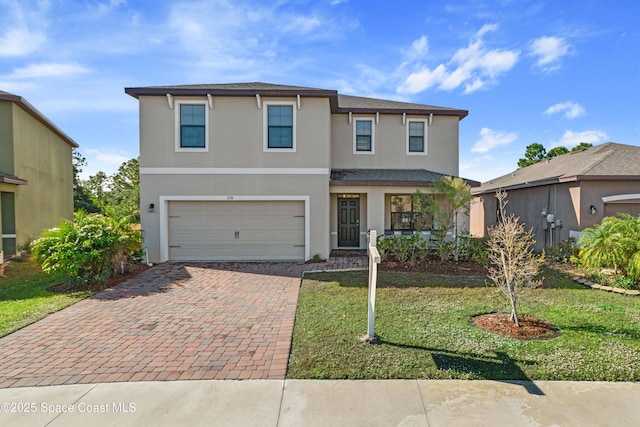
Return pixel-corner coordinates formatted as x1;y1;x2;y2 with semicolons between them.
579;214;640;280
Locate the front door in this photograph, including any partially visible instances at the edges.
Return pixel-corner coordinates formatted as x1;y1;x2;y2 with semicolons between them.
338;197;360;247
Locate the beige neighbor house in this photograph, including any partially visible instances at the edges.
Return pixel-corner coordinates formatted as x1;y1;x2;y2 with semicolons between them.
470;142;640;252
0;91;77;262
125;82;474;263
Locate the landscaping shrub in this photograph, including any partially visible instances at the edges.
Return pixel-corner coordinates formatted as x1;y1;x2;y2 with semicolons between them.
547;237;579;263
32;211;142;286
579;213;640;281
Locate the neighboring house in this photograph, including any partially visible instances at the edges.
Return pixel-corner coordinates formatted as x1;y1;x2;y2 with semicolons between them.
125;82;473;263
470;142;640;252
0;91;77;261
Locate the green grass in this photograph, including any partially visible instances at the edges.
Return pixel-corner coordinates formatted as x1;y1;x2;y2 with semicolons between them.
288;266;640;381
0;260;91;337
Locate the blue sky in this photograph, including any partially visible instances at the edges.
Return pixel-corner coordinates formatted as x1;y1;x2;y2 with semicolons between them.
1;0;638;182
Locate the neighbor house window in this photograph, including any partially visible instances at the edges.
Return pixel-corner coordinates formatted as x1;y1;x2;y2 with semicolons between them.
264;101;296;151
175;101;208;151
390;194;433;231
406;119;427;155
353;118;375;154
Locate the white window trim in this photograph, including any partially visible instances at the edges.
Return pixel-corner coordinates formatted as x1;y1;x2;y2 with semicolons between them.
175;100;209;152
353;117;375;155
263;101;297;152
406;119;428;155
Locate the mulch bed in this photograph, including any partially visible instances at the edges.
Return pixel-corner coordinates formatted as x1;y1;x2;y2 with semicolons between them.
380;257;487;276
473;313;561;340
47;263;151;293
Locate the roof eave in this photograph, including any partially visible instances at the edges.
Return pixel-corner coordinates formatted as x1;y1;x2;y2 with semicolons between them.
0;175;28;185
0;93;79;148
330;180;436;187
124;87;338;99
125;86;469;119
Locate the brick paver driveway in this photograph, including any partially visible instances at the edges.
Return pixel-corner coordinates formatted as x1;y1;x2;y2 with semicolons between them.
0;263;310;388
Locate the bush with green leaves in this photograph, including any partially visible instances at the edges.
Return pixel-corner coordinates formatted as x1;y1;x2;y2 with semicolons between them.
376;233;428;263
578;213;640;281
32;212;142;286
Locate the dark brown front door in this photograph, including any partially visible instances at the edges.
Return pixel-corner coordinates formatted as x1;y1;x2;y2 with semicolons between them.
338;197;360;247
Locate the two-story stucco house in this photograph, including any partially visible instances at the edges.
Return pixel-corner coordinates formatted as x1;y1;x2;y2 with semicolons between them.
125;83;471;263
0;91;77;261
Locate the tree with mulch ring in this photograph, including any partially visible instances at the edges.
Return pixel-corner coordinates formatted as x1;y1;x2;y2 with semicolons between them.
485;191;545;328
473;313;561;340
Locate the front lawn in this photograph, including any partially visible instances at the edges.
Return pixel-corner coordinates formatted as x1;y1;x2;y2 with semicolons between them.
288;266;640;381
0;260;91;337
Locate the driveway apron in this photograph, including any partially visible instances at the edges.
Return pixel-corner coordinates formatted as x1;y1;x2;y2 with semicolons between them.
0;263;305;388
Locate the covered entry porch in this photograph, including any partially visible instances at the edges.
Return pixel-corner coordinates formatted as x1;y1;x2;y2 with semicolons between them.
329;169;454;250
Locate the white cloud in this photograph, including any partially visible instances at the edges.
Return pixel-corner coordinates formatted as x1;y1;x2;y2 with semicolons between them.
529;36;570;72
406;36;429;63
544;101;585;119
551;130;609;148
0;0;50;56
7;62;90;79
397;24;519;95
0;27;46;56
471;127;518;153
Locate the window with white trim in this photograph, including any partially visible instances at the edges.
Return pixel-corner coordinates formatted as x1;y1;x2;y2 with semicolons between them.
263;101;296;151
353;118;375;154
175;101;209;152
406;119;427;155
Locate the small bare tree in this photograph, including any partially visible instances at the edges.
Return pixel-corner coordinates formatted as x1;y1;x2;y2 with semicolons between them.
486;191;543;326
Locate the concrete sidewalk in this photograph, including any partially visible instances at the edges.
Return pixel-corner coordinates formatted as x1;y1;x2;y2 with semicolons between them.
1;379;638;426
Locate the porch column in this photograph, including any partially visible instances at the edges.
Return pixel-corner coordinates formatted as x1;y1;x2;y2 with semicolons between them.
367;189;385;236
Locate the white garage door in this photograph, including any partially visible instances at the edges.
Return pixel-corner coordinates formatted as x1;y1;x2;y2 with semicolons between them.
168;201;305;261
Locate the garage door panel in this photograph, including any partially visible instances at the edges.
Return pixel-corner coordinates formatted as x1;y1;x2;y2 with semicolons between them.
168;200;305;261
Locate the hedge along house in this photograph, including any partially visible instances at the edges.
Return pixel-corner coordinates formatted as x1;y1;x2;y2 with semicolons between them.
125;83;475;263
0;91;77;261
470;142;640;252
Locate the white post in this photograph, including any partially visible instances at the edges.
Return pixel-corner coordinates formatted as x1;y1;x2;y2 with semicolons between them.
367;230;381;338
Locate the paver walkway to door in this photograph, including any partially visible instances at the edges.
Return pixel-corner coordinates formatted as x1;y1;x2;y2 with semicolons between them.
0;263;312;388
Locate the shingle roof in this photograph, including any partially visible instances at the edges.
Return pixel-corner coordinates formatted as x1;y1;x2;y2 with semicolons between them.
125;82;468;118
331;169;479;187
337;94;466;116
474;142;640;194
0;91;79;148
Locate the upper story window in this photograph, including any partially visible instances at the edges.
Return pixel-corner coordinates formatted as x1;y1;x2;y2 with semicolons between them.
353;118;375;154
264;101;296;151
175;101;208;152
406;119;427;155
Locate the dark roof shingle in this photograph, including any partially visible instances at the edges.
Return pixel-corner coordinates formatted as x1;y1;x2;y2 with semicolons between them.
474;142;640;194
125;82;468;118
331;169;479;187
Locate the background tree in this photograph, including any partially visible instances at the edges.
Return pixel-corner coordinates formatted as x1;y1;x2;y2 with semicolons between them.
486;191;544;326
572;142;593;151
72;150;100;213
105;157;140;221
517;143;546;168
518;142;593;168
546;146;569;158
78;157;140;222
